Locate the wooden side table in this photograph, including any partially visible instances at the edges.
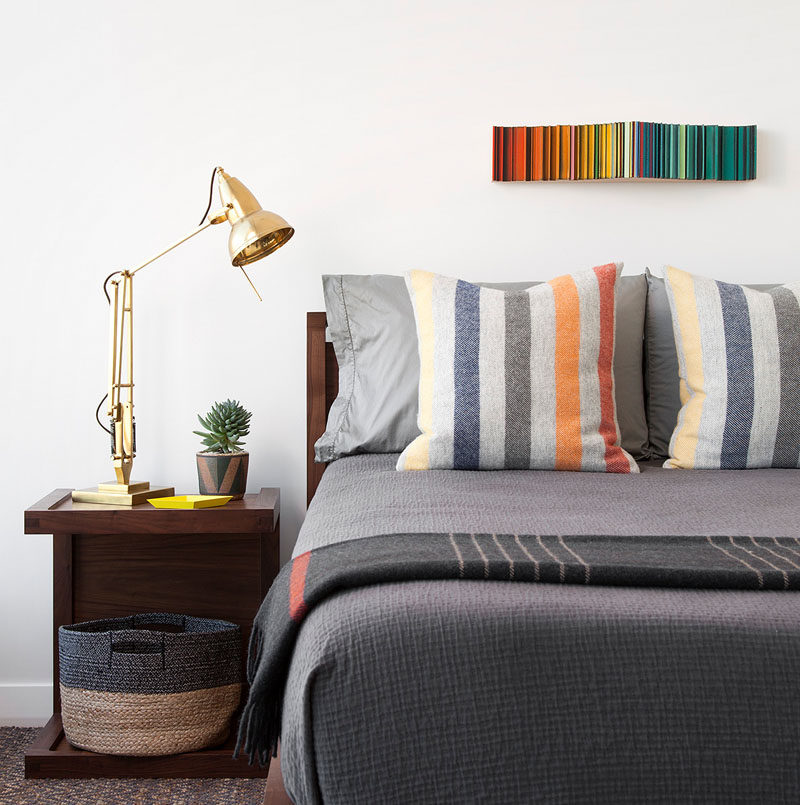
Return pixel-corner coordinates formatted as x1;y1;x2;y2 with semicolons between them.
23;487;279;779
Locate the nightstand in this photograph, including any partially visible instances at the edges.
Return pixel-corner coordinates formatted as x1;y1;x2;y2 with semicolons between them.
22;487;279;779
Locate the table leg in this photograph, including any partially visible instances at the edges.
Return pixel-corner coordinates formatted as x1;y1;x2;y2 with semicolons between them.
52;533;74;712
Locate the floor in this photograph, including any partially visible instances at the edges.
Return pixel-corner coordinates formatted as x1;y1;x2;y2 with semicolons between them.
0;728;268;805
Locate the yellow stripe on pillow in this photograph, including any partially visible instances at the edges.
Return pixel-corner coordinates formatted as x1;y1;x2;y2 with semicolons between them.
399;270;435;470
664;266;705;469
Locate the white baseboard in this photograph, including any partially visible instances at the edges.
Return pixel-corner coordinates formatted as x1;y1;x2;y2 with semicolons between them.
0;683;51;726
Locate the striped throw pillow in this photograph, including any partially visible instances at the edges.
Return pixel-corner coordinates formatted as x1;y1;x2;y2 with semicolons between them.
396;265;638;473
664;265;800;469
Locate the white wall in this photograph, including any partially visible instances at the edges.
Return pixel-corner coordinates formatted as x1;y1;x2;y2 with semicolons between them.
1;0;798;723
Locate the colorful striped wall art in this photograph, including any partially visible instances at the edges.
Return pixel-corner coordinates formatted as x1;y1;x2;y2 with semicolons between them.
492;123;757;181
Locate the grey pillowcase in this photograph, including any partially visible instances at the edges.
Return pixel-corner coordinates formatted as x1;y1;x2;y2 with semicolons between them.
643;269;776;458
316;273;649;463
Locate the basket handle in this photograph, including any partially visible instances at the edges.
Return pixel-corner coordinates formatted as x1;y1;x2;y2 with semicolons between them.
109;629;166;668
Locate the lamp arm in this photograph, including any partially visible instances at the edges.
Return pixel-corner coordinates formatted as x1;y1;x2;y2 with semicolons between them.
100;206;230;485
128;206;230;277
95;204;234;439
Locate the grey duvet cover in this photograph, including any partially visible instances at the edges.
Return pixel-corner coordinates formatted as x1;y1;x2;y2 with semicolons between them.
282;456;800;804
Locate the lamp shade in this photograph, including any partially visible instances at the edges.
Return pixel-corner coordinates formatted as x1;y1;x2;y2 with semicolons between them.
216;170;294;266
228;210;294;266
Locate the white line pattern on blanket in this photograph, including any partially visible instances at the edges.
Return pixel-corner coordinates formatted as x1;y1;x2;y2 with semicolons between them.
731;536;789;589
706;536;763;588
470;533;490;578
449;532;465;578
492;534;515;580
771;536;800;562
558;536;591;584
751;536;800;571
513;534;540;581
537;534;566;582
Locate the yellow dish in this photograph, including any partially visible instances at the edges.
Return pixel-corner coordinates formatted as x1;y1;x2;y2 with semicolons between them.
147;495;233;509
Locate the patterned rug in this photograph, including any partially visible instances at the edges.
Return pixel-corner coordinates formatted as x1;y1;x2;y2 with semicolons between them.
0;728;266;805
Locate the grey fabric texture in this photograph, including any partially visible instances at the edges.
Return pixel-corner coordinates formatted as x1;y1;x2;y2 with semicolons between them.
296;454;800;555
315;273;648;462
644;269;776;458
282;455;800;803
283;581;800;805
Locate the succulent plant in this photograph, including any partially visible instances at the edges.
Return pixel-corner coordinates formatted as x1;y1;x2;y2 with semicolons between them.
194;399;252;454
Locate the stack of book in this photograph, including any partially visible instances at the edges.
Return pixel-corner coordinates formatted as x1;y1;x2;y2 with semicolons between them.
492;123;757;181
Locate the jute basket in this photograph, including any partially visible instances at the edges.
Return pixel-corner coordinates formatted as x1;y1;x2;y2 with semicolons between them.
58;613;241;756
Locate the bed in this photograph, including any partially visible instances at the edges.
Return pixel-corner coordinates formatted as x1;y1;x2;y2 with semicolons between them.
262;311;800;804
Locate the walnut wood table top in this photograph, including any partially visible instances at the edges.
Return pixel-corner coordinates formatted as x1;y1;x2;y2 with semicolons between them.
25;488;279;536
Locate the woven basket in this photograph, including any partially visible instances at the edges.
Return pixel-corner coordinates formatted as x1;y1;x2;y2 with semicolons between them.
58;613;241;756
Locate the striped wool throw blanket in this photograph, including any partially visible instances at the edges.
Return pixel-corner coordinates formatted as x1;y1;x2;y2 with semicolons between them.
235;531;800;766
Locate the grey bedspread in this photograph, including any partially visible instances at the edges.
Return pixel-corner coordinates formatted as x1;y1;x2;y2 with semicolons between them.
296;455;800;553
282;456;800;804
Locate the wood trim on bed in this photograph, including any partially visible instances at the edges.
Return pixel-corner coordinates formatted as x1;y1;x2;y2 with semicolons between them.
307;313;339;505
263;750;292;804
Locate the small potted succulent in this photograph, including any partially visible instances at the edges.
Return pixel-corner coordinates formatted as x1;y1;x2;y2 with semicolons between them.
194;399;252;500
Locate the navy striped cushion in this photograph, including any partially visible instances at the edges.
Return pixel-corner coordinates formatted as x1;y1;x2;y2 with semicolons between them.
664;266;800;469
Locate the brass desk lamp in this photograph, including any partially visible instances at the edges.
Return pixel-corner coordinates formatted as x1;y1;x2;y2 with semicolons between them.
72;167;294;505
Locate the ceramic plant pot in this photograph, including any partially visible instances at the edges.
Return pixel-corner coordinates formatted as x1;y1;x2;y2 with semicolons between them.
196;451;249;500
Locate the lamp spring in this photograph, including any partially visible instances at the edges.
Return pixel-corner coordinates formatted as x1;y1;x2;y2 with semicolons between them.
108;418;136;456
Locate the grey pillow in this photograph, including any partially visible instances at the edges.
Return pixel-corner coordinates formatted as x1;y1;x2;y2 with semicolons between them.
316;273;649;462
644;269;776;458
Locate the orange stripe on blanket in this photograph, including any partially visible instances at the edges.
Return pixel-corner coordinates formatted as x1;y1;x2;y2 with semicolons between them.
289;552;311;621
550;274;583;470
593;264;631;472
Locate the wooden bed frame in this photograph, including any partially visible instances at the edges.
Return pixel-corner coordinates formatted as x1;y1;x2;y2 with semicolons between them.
261;313;337;804
306;312;338;505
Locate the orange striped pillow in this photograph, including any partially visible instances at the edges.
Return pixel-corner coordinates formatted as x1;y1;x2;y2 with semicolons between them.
397;264;638;472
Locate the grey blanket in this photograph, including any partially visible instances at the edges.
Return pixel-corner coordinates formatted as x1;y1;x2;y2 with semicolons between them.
282;456;800;804
296;455;800;554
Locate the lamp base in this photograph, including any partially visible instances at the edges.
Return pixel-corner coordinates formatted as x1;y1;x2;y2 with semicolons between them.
71;482;175;507
98;481;151;494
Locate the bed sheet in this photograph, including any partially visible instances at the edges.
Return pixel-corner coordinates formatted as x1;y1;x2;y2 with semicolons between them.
283;456;800;804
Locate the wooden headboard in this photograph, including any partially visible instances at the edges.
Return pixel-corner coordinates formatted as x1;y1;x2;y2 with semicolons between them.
307;312;339;505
